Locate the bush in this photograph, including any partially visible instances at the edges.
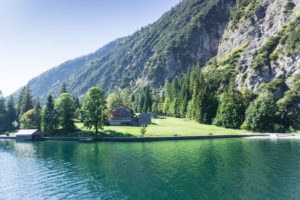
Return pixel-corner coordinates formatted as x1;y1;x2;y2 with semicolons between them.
244;93;277;132
273;124;286;133
214;89;246;129
140;125;147;137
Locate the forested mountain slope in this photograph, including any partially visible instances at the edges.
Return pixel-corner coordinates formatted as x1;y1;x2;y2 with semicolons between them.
13;0;300;109
12;38;124;101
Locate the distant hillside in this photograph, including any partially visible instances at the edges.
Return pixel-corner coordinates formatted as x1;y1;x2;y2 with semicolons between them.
12;38;124;101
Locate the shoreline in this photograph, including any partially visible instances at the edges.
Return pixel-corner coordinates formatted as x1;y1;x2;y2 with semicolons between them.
0;134;267;142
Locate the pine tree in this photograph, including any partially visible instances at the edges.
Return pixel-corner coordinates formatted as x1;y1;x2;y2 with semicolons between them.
0;91;7;132
42;95;57;135
171;98;180;117
60;83;67;94
6;97;17;131
18;86;33;118
34;98;42;130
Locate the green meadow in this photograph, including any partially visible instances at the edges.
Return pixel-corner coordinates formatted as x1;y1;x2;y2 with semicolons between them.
77;117;249;137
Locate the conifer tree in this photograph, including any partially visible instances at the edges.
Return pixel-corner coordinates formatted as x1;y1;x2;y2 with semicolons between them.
42;95;57;135
60;83;67;94
0;91;6;132
6;97;17;131
34;98;42;130
18;86;33;118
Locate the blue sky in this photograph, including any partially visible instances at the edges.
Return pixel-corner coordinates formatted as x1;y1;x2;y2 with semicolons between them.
0;0;180;96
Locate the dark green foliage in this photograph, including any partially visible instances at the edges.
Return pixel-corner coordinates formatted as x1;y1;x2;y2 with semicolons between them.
81;87;107;134
18;86;34;119
171;98;181;118
193;86;218;124
214;89;247;128
276;73;300;129
136;87;152;113
244;93;277;132
60;83;68;94
107;93;123;113
159;65;218;123
0;91;7;132
20;109;40;129
34;98;42;130
55;93;76;132
5;97;17;131
42;95;57;135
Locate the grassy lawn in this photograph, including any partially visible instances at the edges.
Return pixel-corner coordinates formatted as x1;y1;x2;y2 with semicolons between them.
77;117;249;137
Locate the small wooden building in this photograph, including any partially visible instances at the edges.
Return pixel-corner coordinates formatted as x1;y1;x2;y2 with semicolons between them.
138;113;152;126
16;129;42;142
109;107;137;126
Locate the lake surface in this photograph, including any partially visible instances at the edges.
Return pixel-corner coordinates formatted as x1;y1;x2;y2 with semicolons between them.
1;139;300;200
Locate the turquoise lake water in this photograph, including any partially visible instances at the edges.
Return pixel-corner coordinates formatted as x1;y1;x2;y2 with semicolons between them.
1;139;300;200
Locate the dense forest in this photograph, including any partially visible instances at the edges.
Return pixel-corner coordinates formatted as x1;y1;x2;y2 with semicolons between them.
118;64;299;133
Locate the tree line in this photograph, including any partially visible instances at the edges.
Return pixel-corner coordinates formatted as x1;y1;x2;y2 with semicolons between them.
119;65;298;132
0;84;107;135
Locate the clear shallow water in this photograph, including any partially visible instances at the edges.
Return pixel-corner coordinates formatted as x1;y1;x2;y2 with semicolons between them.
1;139;300;200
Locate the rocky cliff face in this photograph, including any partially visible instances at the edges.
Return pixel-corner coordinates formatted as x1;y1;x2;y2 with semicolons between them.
217;0;299;94
211;0;300;127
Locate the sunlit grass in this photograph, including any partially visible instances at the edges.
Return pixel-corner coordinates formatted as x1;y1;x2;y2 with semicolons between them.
77;117;249;137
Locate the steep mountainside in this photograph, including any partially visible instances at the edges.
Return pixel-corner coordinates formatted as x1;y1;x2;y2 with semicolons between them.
13;0;299;106
12;38;124;100
67;0;233;95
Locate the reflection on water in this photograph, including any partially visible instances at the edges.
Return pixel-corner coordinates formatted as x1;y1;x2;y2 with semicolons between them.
1;139;300;200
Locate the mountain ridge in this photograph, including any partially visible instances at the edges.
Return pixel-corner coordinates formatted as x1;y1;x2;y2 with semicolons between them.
11;0;300;108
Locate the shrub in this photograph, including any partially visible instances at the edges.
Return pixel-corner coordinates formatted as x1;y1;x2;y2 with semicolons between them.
244;93;277;132
140;125;147;137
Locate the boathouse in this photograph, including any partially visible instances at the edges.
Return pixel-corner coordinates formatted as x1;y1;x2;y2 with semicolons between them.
16;129;42;141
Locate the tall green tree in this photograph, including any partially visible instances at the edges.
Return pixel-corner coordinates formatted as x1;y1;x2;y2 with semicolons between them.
20;109;40;129
18;86;33;118
6;97;17;131
42;95;57;135
55;93;76;132
171;98;181;117
60;83;68;94
0;91;6;132
34;98;42;130
107;93;123;113
214;89;246;128
81;87;107;134
244;92;277;132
